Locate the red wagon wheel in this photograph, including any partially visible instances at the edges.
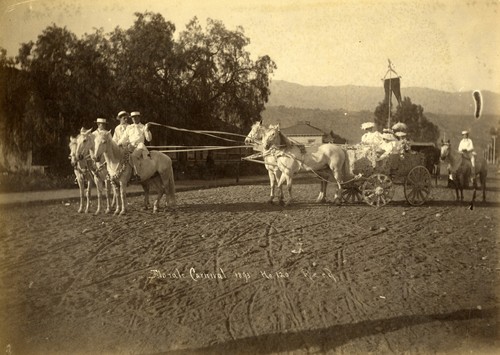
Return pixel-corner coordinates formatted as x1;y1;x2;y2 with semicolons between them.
404;166;432;206
362;173;394;207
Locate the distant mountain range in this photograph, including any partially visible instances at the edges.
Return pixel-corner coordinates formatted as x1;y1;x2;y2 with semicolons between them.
262;80;500;150
266;80;500;116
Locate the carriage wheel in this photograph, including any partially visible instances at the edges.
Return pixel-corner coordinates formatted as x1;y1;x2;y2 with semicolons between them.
404;166;432;206
362;173;394;207
341;183;363;203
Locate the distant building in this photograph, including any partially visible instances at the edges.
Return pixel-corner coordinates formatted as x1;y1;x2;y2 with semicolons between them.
281;121;347;145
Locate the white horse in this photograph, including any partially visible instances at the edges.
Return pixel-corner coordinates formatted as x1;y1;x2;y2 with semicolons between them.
93;131;176;215
262;124;350;205
69;132;115;214
245;121;284;204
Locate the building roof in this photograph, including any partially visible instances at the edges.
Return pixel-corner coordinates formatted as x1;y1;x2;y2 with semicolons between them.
281;121;326;136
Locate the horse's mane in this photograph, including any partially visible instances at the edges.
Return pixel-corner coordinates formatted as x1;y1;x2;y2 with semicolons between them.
278;131;294;148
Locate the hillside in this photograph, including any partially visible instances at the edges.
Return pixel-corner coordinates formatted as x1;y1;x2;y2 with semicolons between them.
261;106;499;152
267;80;500;116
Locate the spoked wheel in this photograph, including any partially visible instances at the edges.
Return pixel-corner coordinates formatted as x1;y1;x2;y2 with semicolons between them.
405;166;432;206
362;173;395;207
340;182;363;203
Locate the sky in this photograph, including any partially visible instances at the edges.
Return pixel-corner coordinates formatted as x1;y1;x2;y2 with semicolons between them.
1;0;499;93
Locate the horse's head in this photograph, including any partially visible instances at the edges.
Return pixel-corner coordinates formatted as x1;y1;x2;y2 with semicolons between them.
245;120;264;145
68;136;78;167
75;128;94;161
440;139;451;161
263;124;281;150
94;130;112;161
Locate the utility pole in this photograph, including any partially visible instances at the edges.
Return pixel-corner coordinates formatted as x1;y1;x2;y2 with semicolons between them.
492;135;497;165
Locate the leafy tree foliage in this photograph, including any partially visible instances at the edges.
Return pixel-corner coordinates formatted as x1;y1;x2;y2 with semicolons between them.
1;13;276;169
374;97;440;142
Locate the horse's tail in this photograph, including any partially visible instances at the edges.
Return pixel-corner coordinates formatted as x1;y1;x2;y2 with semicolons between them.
342;147;351;181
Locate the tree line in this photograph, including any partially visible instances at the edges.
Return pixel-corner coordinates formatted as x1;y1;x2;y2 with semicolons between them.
0;12;276;170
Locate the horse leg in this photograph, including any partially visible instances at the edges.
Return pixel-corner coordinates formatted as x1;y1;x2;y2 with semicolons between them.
119;181;127;215
77;176;84;213
332;169;343;204
94;177;102;215
104;179;112;214
316;181;326;203
113;183;121;215
154;180;164;214
279;173;293;206
267;170;276;204
85;180;91;213
481;173;487;202
141;181;150;210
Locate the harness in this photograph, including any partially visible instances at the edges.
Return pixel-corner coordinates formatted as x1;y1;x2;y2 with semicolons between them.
107;150;131;185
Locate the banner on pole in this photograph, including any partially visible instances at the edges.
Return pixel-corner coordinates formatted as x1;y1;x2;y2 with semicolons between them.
384;77;402;106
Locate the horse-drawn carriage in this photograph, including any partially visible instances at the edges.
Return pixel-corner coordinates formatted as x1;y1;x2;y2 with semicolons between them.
245;121;434;207
340;144;432;207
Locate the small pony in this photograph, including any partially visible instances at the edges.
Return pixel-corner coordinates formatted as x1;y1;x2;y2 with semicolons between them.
440;140;487;202
261;124;350;205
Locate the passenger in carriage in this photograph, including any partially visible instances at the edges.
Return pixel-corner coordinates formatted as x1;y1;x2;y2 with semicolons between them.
394;131;411;153
360;122;383;146
113;110;130;143
118;111;152;180
377;132;399;160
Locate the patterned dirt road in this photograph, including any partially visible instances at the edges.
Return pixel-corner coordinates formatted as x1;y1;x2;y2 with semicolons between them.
0;174;499;354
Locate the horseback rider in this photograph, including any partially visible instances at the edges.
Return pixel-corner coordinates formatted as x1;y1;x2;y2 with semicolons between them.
113;111;129;143
93;117;108;135
458;130;475;175
92;118;109;169
118;111;152;180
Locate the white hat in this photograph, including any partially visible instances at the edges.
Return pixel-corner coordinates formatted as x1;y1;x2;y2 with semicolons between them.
96;118;107;124
461;130;469;135
117;111;128;119
383;128;394;134
392;122;408;131
130;111;141;117
361;122;375;130
395;131;407;137
382;133;397;141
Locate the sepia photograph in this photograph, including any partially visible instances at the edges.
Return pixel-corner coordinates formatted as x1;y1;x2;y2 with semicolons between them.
0;0;499;354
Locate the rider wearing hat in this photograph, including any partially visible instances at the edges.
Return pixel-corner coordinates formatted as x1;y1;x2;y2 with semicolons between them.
93;117;108;135
118;111;152;178
113;111;129;143
458;130;475;174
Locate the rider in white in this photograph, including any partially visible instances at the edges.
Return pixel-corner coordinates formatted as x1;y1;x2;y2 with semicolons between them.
118;111;152;178
458;130;475;175
113;111;129;143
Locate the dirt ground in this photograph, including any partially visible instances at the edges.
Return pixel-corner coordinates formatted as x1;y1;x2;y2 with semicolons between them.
0;172;499;355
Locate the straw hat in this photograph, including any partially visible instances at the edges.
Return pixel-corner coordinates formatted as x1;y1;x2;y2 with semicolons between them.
382;133;397;141
395;131;407;138
116;111;129;120
392;122;408;131
461;130;469;135
96;118;107;124
131;111;141;117
361;122;375;130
